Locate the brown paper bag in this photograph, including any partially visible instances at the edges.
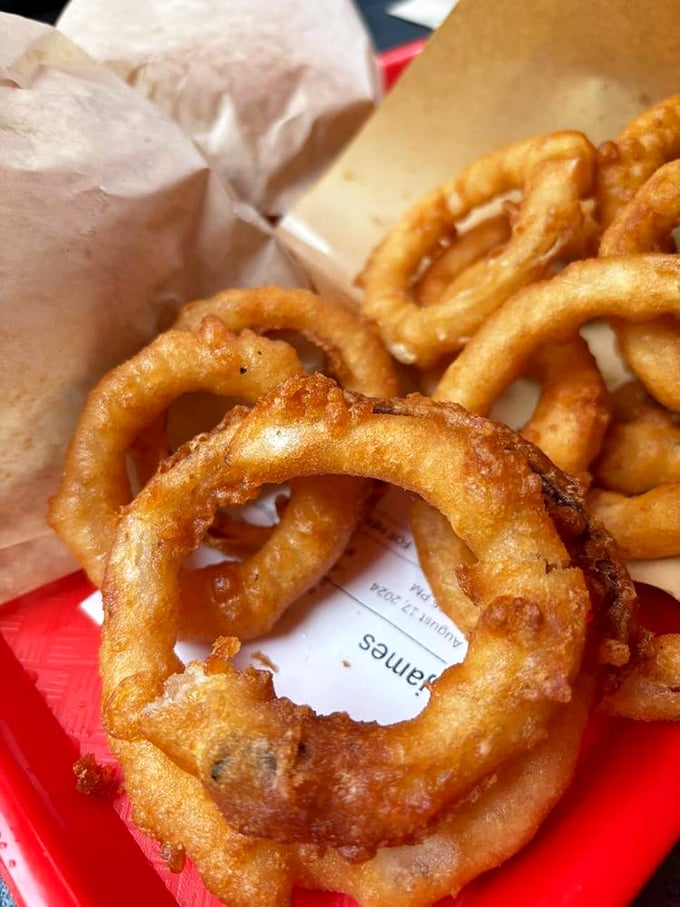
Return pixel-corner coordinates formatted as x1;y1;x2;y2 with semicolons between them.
0;12;301;603
57;0;381;219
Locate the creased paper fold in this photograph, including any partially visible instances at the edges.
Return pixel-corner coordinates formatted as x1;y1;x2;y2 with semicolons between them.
0;12;302;602
57;0;381;218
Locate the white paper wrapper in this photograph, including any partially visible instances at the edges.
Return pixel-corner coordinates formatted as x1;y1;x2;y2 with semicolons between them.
0;12;302;603
57;0;382;219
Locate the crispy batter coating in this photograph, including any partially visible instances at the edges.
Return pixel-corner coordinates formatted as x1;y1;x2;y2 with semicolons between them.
605;633;680;721
596;93;680;229
297;673;595;905
72;752;119;798
173;284;400;399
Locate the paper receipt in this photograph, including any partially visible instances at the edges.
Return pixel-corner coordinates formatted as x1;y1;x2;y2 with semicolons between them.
80;485;467;726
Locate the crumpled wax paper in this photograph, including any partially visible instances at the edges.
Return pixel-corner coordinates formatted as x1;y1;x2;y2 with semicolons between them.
57;0;382;219
0;12;304;603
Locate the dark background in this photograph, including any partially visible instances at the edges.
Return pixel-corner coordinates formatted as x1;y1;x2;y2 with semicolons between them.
0;1;678;905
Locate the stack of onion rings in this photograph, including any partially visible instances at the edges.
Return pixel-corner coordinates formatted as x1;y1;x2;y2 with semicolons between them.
99;373;637;905
412;256;680;724
426;255;680;559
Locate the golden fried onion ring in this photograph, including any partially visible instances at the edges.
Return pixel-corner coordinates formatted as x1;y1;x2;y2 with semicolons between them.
108;673;593;907
49;322;366;643
100;374;636;853
359;131;595;366
596;93;680;228
599;159;680;411
49;321;304;586
172;284;400;399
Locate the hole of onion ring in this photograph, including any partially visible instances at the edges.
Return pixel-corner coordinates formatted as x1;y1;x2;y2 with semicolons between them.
176;485;468;726
165;392;250;451
632;582;680;636
162;327;333;454
265;329;328;375
488;375;540;430
406;193;521;293
447;191;520;235
182;484;288;571
671;225;680;250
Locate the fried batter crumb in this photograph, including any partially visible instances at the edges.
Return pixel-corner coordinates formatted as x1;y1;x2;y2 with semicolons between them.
160;841;186;873
73;752;119;797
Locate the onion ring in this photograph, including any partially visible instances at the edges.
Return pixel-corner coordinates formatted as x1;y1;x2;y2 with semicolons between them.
51;284;399;641
100;374;635;853
593;381;680;495
48;322;366;643
596;93;680;228
426;254;680;559
599;158;680;411
49;321;304;586
141;283;400;560
107;672;593;907
358;131;596;367
172;284;399;399
604;633;680;721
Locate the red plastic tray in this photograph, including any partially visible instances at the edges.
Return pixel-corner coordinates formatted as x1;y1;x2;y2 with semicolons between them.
1;41;679;907
379;38;426;89
1;572;679;907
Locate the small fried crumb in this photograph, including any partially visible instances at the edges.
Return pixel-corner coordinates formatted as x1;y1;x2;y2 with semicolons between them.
73;753;119;797
160;841;186;873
